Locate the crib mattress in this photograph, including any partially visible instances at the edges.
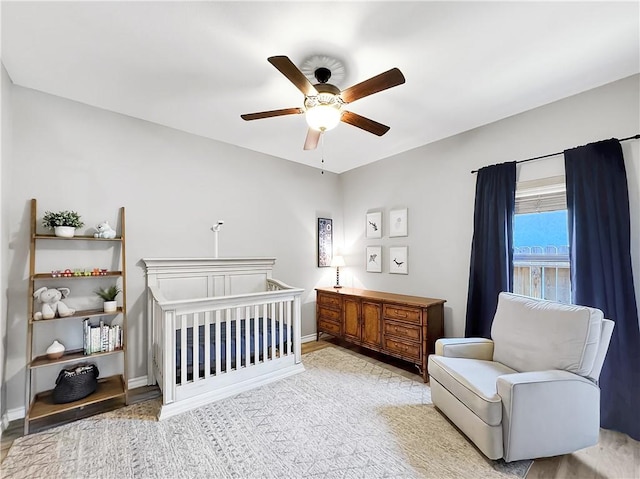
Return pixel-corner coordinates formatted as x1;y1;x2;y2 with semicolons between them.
175;318;288;374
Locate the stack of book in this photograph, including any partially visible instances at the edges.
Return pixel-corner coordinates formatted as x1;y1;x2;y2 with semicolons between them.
83;318;122;354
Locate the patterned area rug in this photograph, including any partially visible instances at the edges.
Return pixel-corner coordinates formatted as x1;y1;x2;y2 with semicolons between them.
2;347;531;478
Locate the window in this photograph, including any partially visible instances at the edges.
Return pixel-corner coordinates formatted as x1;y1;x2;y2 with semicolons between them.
513;176;571;303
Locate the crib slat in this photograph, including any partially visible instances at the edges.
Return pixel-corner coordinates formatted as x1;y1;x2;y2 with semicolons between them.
204;311;211;379
180;314;187;386
225;308;232;373
262;304;268;363
278;301;284;357
235;307;241;370
192;312;199;382
270;302;276;360
253;304;259;366
215;310;221;376
287;300;292;355
245;306;251;368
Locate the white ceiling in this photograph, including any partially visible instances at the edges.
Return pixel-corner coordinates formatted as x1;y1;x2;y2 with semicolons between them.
2;1;639;173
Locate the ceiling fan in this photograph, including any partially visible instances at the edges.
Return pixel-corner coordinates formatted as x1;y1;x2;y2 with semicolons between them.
241;56;406;150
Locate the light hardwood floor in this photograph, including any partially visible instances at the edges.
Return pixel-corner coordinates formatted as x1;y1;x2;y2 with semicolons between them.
3;340;639;479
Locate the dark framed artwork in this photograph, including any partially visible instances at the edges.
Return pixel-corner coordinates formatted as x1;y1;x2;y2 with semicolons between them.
317;218;333;267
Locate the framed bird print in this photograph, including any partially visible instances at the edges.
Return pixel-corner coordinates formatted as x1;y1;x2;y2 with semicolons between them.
317;218;333;267
389;208;408;237
389;246;408;274
366;211;382;239
366;246;382;273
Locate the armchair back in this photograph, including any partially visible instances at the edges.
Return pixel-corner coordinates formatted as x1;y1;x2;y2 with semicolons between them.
490;292;609;379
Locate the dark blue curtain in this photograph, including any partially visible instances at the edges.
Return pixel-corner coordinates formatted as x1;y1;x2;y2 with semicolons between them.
465;162;516;338
565;138;640;441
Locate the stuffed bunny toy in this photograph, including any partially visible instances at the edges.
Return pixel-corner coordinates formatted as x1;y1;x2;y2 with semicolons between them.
33;286;75;320
93;221;116;239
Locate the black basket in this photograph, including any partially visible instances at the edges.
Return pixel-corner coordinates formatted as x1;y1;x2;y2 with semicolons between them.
52;363;100;404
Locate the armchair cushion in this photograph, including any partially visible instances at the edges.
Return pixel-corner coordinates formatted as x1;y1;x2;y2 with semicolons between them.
491;292;603;375
428;355;517;426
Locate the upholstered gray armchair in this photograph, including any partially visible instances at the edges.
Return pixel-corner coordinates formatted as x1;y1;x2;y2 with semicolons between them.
428;292;614;462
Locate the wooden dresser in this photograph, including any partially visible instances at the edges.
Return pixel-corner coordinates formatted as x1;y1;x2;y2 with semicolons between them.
315;287;445;382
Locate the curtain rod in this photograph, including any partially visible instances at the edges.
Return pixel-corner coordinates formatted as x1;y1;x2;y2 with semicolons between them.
470;134;640;174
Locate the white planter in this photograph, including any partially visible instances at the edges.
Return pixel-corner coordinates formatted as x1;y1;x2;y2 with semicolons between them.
103;300;118;313
54;226;76;238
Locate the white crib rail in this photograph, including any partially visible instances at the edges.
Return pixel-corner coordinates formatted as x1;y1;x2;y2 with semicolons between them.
147;279;303;419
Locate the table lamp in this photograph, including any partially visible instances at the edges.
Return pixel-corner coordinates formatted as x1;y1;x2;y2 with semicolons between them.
330;255;345;288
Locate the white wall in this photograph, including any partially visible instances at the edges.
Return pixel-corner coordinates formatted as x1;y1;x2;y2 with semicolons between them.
3;73;639;418
340;74;640;338
4;86;342;414
1;63;13;428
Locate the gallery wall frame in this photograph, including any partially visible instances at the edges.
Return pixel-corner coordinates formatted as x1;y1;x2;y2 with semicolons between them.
389;246;408;274
366;211;382;239
366;245;382;273
389;208;408;237
317;217;333;267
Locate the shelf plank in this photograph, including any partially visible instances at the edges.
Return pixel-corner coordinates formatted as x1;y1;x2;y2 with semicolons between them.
29;307;124;323
30;348;124;369
33;234;122;241
27;375;126;421
32;271;123;280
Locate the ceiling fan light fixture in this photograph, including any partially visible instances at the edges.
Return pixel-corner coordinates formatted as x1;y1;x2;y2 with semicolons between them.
305;93;343;131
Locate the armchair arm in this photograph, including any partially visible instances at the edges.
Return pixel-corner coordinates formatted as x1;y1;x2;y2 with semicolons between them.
435;338;494;360
497;370;600;462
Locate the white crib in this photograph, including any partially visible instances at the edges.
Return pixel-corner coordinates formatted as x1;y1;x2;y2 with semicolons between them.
143;258;304;419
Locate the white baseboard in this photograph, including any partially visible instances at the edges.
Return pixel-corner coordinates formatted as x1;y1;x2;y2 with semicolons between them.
301;333;317;343
128;376;148;390
5;406;25;422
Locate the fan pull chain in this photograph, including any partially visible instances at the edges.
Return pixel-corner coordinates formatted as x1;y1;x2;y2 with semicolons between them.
321;133;325;175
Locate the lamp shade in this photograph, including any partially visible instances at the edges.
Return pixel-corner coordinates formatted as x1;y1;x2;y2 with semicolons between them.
330;255;345;268
306;104;341;132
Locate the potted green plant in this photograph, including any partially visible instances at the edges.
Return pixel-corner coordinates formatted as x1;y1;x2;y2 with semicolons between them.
94;285;121;312
42;210;85;238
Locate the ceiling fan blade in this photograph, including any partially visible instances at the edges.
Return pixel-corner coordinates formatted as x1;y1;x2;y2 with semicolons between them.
241;107;303;121
303;129;321;150
340;68;405;104
341;111;390;136
268;56;318;97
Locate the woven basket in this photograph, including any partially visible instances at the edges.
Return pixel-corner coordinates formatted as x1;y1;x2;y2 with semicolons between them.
52;363;99;404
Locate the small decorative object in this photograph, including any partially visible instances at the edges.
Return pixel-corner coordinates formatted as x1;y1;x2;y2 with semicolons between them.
100;269;108;276
389;246;408;274
51;270;61;278
94;285;121;312
62;269;73;277
92;268;100;276
366;246;382;273
317;218;333;267
389;208;408;237
42;210;84;238
330;255;345;288
93;221;116;239
52;363;99;404
33;286;75;320
73;269;82;277
46;340;66;359
366;211;382;239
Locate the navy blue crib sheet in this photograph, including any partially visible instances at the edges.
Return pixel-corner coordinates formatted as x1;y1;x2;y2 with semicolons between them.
175;318;288;376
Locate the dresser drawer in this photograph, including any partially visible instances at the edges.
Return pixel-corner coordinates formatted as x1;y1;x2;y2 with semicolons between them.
383;304;422;324
317;293;341;309
384;320;421;342
383;337;421;361
318;319;341;336
318;306;341;322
